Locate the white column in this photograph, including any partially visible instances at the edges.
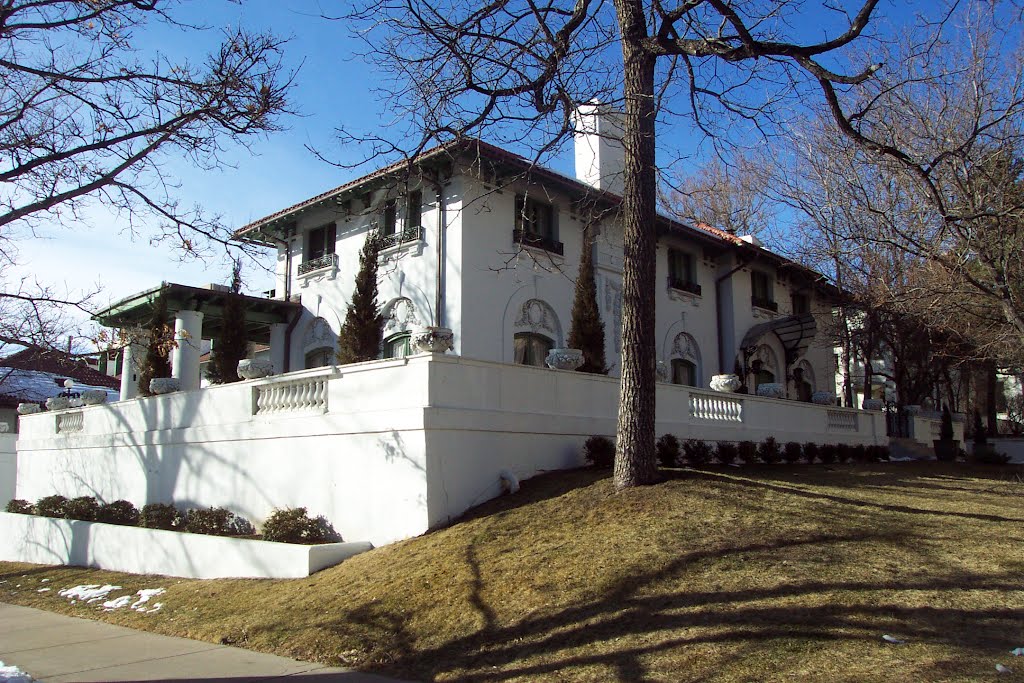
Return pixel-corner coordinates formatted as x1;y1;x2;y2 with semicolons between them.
269;322;288;375
171;310;204;392
119;335;148;401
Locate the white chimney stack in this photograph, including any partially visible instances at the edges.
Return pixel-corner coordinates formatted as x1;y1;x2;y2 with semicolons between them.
572;101;626;196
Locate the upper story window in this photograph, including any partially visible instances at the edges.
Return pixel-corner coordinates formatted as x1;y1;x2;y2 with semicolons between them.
514;331;553;367
513;195;563;255
792;292;810;315
406;190;422;229
751;270;777;311
382;199;398;237
299;223;338;275
667;248;701;295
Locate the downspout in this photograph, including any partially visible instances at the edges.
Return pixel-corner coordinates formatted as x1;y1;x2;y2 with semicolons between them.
270;224;298;372
715;251;752;374
432;182;446;328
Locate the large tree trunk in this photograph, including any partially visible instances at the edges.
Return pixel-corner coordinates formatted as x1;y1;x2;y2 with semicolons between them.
612;1;659;488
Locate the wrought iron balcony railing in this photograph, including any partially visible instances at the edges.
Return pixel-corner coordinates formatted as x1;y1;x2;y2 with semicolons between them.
668;276;702;296
513;229;564;256
751;295;779;312
378;225;424;250
298;252;338;276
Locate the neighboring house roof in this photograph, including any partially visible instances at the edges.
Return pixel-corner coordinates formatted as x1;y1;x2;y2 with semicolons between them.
232;138;836;295
0;347;121;408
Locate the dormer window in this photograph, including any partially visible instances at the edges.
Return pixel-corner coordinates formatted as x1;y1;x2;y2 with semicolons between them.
751;271;777;311
667;249;700;295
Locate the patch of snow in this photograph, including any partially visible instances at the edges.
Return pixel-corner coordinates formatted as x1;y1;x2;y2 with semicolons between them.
58;584;121;603
101;595;132;611
0;661;35;682
36;588;49;593
996;664;1012;674
881;634;905;644
97;588;166;613
1012;648;1024;657
39;578;49;583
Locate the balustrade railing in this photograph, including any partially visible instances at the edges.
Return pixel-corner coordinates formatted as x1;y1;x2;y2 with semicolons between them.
254;376;329;416
827;410;859;432
689;393;744;422
56;411;84;434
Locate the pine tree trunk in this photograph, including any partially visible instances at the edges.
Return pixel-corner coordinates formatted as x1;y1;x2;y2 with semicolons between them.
613;2;659;488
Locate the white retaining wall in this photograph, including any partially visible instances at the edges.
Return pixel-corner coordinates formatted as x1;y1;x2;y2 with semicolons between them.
16;354;886;547
0;512;372;579
0;433;15;505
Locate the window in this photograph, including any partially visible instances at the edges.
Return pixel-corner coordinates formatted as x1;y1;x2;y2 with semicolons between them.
751;360;775;389
382;199;397;237
513;195;563;255
668;249;700;295
305;347;334;369
793;367;812;402
305;224;336;262
792;293;810;315
384;333;411;359
671;359;696;387
514;332;553;367
406;190;422;229
751;271;777;311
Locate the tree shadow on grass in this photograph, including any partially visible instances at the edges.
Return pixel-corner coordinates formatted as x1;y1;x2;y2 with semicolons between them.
317;528;1023;682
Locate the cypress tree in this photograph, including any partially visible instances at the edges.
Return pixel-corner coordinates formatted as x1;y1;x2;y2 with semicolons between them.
207;259;248;384
337;231;385;364
567;225;608;374
138;294;173;396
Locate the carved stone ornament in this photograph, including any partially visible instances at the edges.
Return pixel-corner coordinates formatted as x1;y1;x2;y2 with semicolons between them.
545;348;584;371
81;390;108;405
756;382;785;399
411;326;454;353
514;299;557;334
0;423;8;433
385;298;421;334
811;391;837;406
710;374;741;393
862;398;884;411
149;378;181;395
17;403;41;415
45;396;70;411
237;359;275;380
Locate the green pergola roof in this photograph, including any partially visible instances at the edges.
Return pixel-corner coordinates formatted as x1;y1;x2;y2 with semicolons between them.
93;282;303;343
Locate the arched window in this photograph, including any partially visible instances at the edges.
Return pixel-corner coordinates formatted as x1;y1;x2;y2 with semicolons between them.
305;347;334;369
514;332;553;367
792;366;814;402
384;333;411;359
671;358;696;386
751;359;775;388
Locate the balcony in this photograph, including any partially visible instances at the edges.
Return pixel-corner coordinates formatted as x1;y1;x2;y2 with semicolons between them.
298;252;338;276
513;229;564;256
668;276;702;296
378;225;424;250
751;295;779;312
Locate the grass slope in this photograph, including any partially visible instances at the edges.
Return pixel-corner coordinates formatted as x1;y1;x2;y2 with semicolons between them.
3;463;1024;682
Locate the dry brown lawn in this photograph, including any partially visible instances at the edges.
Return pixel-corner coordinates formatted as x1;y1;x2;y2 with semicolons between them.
3;462;1024;682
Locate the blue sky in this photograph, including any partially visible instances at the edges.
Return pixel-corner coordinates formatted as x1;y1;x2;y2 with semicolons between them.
10;0;968;345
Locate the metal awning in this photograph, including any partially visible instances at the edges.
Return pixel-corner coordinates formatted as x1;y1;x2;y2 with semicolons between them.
740;313;818;361
93;282;302;344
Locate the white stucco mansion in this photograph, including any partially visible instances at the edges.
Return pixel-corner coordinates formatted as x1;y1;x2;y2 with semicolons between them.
13;108;889;548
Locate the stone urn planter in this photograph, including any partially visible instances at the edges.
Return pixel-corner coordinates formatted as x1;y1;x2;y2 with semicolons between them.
862;398;883;411
149;378;180;395
545;348;584;371
17;403;41;415
45;396;70;411
710;374;740;393
811;391;837;406
237;359;274;380
411;326;454;354
81;390;108;405
756;382;785;399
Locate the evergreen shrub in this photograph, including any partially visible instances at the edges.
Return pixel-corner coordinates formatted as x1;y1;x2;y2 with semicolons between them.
683;439;713;467
656;434;681;467
583;435;615;468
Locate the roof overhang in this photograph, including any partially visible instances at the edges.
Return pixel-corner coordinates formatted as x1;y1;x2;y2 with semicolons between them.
93;283;303;344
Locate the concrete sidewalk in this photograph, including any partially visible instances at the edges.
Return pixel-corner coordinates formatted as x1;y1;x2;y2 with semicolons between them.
0;603;412;682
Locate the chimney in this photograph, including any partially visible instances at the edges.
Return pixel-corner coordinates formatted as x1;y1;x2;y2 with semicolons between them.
572;101;626;196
